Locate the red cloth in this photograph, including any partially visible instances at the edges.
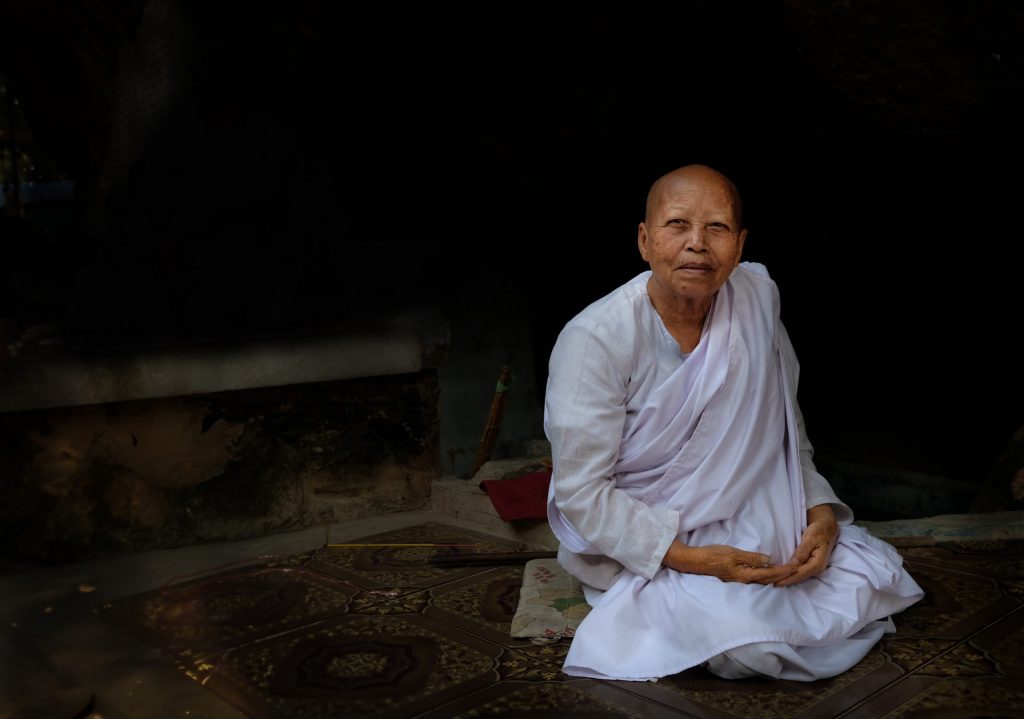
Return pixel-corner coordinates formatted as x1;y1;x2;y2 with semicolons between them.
479;468;552;521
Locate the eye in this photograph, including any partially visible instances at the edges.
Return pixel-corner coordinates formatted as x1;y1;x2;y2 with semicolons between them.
665;218;689;228
707;222;730;233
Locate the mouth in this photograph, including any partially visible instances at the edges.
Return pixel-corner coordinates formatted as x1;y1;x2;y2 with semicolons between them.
676;263;713;273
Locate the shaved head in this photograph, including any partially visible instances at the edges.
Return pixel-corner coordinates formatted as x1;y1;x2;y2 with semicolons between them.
645;165;744;229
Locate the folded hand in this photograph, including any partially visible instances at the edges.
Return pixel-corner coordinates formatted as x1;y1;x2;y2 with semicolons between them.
663;541;797;585
774;503;839;587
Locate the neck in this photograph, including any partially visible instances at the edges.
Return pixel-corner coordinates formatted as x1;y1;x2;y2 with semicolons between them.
646;278;715;354
646;279;714;330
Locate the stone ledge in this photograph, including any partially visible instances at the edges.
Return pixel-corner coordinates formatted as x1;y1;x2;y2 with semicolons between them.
856;510;1024;545
430;461;557;550
0;328;424;413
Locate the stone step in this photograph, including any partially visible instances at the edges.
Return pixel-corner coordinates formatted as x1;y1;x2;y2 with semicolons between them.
430;456;557;550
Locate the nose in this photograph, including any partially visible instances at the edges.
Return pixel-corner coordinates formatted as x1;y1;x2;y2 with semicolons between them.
683;225;708;251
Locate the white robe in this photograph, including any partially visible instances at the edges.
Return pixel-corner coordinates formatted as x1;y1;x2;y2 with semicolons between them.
544;263;924;681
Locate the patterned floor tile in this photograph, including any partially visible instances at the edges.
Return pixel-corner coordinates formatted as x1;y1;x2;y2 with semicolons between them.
617;643;902;719
305;522;529;593
496;645;574;682
92;524;1024;718
971;607;1024;681
839;674;943;719
348;588;431;616
882;636;959;674
420;678;699;718
505;641;572;669
877;676;1024;718
424;564;526;644
201;612;503;718
891;560;1019;640
900;539;1024;588
826;554;1024;718
107;554;354;652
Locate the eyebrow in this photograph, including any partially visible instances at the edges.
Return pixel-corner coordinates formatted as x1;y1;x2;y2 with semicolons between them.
661;216;734;228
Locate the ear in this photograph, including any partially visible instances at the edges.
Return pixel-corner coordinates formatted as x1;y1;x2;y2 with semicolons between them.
735;228;748;265
637;222;650;262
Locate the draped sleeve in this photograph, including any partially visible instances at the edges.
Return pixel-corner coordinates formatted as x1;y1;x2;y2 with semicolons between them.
545;318;680;580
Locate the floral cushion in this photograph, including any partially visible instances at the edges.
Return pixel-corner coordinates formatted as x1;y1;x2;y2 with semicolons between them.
510;557;592;645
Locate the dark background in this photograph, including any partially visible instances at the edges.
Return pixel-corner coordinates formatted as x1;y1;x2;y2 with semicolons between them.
1;1;1022;490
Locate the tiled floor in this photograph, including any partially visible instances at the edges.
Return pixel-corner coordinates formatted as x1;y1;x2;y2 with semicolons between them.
4;515;1024;718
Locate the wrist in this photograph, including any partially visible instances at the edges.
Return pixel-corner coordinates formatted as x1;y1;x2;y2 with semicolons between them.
807;503;837;525
663;539;698;572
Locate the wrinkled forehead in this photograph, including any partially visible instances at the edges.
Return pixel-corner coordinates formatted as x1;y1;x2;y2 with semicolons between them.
652;173;740;221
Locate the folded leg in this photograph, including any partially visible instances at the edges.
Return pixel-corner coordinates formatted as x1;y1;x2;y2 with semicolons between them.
705;617;894;680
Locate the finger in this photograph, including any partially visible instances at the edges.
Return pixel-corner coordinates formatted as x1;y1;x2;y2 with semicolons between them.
787;533;817;565
743;563;798;584
773;565;812;587
738;552;773;569
775;546;830;586
785;549;809;567
786;542;820;568
759;573;797;585
802;544;830;574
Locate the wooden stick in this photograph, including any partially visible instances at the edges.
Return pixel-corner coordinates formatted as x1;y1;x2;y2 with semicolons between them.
472;365;513;476
426;550;558;566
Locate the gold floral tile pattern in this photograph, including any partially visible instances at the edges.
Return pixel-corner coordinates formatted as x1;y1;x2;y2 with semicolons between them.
350;589;429;616
493;643;582;682
892;563;1006;638
205;614;501;719
987;621;1024;681
111;560;354;650
305;522;528;590
423;680;680;718
916;643;999;678
636;646;888;719
424;565;526;643
880;677;1024;718
901;540;1024;587
173;646;223;686
883;636;958;673
506;641;571;668
449;682;625;717
494;647;570;682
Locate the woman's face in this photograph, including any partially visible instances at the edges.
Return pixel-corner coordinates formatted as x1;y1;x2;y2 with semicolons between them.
638;170;746;306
